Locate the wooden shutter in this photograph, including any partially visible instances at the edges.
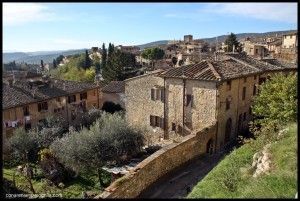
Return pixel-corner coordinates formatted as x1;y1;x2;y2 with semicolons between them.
151;89;155;100
150;115;155;127
156;89;161;100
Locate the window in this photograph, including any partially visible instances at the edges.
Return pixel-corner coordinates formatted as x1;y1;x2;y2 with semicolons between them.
290;35;292;39
227;80;231;91
151;87;164;102
244;77;247;83
93;89;97;96
56;97;61;102
253;85;257;96
242;87;246;100
38;102;48;112
254;75;257;80
185;94;193;107
150;115;164;129
80;92;87;100
226;98;230;110
249;107;252;115
172;123;176;131
68;95;76;103
150;115;155;127
23;106;29;116
243;112;246;121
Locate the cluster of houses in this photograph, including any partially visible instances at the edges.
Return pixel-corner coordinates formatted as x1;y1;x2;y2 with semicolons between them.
238;31;298;63
2;32;298;155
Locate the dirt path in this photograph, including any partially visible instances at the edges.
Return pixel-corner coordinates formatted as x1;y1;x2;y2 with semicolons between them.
138;153;224;198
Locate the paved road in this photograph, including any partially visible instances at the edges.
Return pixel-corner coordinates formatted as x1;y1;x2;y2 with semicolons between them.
138;153;224;198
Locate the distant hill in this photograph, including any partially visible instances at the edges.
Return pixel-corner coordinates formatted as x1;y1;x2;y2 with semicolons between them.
3;49;86;64
137;40;169;50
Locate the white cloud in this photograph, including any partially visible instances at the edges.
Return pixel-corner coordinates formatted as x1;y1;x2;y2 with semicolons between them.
3;3;60;26
202;3;297;23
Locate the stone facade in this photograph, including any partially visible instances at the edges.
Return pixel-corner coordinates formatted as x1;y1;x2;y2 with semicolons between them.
282;33;297;49
165;78;217;138
125;71;165;139
2;88;100;141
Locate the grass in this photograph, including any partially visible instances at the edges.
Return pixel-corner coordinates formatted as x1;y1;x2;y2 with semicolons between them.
3;166;102;198
188;122;297;198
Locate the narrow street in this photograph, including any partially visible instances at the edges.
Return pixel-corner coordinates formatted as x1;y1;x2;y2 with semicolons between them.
138;153;224;198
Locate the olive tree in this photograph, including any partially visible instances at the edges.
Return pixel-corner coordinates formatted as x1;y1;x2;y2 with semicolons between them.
50;112;145;188
8;128;38;193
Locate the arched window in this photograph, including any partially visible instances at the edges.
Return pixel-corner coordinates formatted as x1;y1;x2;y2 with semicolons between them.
225;118;232;143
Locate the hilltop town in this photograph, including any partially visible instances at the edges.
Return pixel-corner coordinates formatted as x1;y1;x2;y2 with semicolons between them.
3;30;297;198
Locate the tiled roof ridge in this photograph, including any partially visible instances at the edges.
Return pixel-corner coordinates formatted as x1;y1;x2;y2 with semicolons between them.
206;61;222;80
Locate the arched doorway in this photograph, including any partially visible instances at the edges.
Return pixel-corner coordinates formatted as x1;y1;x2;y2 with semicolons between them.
206;139;214;155
225;118;232;143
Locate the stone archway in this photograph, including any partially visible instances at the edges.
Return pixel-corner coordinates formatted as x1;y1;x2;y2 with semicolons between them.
225;118;232;143
206;138;214;155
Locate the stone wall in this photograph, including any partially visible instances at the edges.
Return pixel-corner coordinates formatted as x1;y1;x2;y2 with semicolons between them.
97;124;217;198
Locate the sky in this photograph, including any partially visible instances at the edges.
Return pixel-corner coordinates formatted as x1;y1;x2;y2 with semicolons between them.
3;3;298;52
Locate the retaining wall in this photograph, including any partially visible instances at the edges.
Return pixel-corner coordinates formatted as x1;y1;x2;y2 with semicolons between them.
97;123;217;198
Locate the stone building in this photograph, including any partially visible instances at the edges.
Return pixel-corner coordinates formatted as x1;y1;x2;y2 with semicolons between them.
125;53;296;152
243;41;268;58
116;45;140;55
282;32;297;49
2;76;104;142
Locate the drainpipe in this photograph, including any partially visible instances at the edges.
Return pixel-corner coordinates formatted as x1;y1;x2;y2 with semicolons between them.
182;78;186;136
163;77;168;139
215;82;219;153
65;97;69;128
235;78;241;139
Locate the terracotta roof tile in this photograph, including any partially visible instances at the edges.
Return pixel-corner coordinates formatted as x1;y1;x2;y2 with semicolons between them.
3;79;100;109
101;81;125;93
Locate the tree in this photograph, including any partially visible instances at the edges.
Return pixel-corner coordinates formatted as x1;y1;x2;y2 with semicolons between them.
224;33;240;52
141;47;165;68
50;112;145;188
101;43;107;73
84;50;92;70
8;128;38;193
40;60;44;70
102;47;137;82
55;55;65;65
171;57;178;67
53;59;57;68
35;115;68;148
250;72;297;135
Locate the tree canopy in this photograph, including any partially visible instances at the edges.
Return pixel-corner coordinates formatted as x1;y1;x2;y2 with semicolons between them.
251;72;297;133
224;33;240;52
